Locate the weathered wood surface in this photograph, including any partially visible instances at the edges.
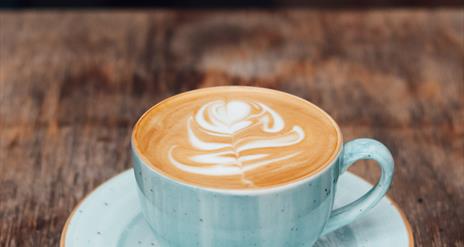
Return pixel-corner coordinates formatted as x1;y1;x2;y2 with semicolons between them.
0;10;463;246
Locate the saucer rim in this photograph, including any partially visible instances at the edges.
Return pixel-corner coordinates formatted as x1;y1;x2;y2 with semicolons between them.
60;169;414;247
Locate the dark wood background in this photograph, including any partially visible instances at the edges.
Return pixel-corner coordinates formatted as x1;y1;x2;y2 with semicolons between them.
0;10;463;246
2;0;463;8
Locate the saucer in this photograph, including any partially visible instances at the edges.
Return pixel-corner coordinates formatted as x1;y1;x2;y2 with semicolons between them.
61;170;414;247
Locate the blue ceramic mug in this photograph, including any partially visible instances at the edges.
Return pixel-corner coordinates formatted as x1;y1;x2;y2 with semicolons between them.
132;106;394;247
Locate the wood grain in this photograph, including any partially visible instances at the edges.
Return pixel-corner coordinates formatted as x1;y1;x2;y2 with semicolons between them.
0;10;463;246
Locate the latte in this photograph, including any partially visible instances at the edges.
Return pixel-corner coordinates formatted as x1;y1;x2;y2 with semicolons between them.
133;86;341;189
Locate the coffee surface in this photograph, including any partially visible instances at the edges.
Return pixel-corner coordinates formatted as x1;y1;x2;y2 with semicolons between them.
133;87;341;189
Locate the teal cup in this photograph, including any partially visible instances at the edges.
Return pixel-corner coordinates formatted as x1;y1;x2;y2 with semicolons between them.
132;101;394;246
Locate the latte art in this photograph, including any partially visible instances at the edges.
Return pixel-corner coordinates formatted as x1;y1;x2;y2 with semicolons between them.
168;100;305;184
133;87;341;189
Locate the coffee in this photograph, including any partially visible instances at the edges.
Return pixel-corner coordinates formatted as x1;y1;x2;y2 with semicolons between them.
133;86;341;189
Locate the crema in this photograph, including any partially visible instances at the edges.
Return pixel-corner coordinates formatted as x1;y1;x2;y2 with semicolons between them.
133;86;341;189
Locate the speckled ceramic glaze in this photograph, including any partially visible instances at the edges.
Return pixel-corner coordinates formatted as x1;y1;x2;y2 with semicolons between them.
60;170;413;247
131;138;394;246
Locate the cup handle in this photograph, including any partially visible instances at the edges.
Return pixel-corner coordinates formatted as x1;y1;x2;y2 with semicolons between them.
322;138;395;235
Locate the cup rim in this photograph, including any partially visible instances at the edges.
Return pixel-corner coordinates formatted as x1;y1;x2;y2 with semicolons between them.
131;86;343;195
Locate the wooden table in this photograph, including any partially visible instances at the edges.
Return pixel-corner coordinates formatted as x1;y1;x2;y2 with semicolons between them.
0;10;463;246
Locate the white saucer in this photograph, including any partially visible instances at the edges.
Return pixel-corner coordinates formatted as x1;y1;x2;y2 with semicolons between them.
61;169;413;247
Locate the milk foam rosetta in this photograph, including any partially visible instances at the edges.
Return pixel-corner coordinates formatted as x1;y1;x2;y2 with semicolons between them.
133;87;341;189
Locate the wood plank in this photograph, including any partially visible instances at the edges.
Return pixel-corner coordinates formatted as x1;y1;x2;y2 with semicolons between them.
0;10;463;246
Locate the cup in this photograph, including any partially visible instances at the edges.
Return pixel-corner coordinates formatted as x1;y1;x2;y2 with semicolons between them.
131;89;394;247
